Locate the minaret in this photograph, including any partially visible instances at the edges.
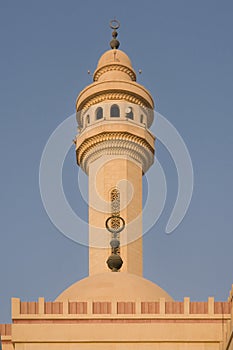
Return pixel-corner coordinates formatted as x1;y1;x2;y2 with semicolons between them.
75;21;155;276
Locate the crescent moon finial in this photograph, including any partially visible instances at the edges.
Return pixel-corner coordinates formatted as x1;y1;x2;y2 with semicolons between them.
109;19;120;30
109;19;120;49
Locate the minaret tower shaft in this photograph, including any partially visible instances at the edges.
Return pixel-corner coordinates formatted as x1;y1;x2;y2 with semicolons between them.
75;22;155;276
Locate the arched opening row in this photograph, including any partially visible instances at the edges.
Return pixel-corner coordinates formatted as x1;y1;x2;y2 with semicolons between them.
80;103;149;130
95;104;135;120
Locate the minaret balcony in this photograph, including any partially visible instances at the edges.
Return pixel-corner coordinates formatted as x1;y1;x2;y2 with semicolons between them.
75;103;155;175
76;101;154;133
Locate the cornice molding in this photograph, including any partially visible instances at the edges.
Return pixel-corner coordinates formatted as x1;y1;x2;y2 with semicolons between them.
76;131;154;174
77;91;151;113
93;64;136;82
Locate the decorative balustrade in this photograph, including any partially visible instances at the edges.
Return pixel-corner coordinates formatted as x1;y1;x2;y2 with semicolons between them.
10;297;232;317
1;295;232;344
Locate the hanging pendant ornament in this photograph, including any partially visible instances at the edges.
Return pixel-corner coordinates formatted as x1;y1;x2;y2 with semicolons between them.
105;215;125;235
106;214;124;271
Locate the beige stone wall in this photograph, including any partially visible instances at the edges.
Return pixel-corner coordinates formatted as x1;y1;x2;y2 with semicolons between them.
12;344;222;350
11;322;228;350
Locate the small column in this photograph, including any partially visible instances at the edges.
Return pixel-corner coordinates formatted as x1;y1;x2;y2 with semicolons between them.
208;297;215;315
159;298;165;315
11;298;20;318
135;299;141;314
87;299;93;315
184;297;190;315
63;300;69;315
112;300;117;315
38;297;45;315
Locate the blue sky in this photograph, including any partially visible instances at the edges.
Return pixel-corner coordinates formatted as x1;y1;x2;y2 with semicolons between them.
0;0;233;322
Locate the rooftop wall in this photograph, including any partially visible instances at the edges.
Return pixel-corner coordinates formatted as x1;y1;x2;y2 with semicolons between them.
1;295;232;350
11;297;231;318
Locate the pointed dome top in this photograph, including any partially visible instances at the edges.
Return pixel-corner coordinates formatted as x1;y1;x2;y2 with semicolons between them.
93;49;136;82
76;20;154;114
92;19;137;82
96;49;133;69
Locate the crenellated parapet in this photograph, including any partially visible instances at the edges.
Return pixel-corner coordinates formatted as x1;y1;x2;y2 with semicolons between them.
6;296;232;349
11;297;231;319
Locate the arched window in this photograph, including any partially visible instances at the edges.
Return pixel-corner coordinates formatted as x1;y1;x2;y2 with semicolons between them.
86;114;90;124
110;104;120;117
96;107;103;120
126;107;134;120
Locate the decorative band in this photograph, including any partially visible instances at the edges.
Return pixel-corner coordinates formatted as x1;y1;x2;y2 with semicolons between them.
93;64;136;82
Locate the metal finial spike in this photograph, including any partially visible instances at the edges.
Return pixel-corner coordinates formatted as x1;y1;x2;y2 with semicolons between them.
109;19;120;49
